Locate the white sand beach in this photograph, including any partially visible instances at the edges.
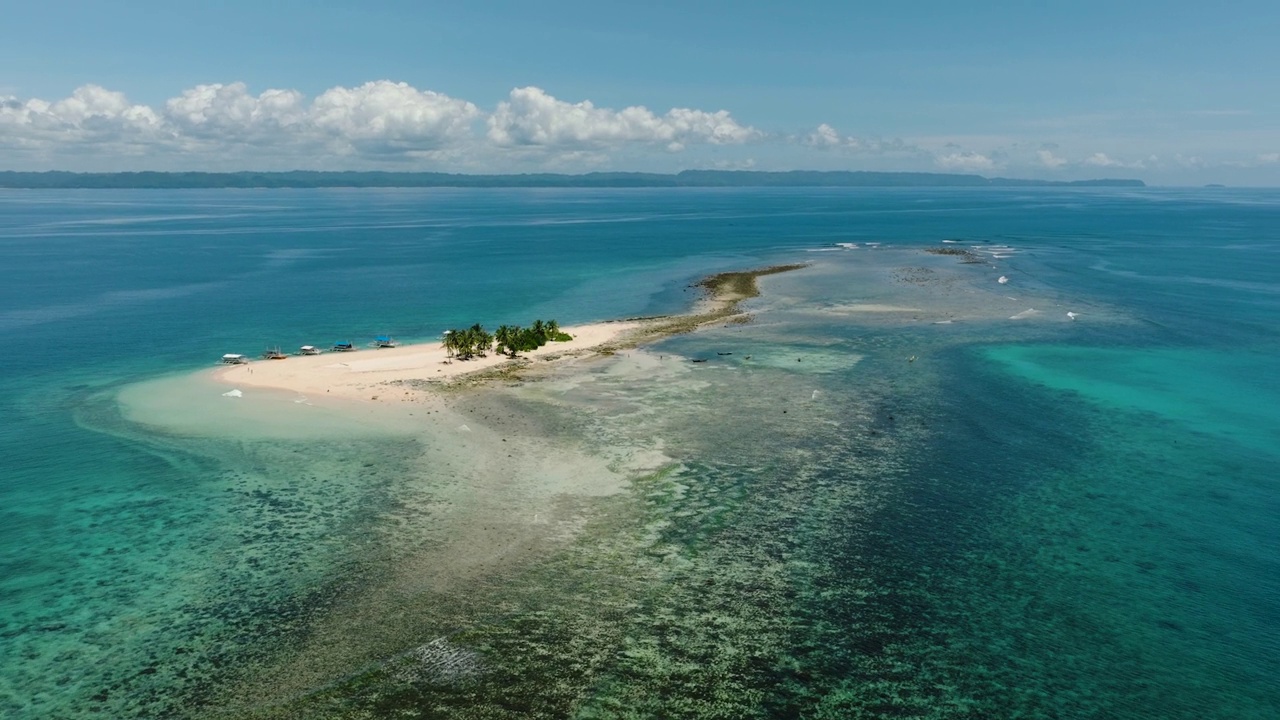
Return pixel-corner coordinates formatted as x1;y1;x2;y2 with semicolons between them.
211;321;643;402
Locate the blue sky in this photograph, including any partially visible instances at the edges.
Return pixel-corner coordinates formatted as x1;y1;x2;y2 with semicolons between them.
2;1;1277;184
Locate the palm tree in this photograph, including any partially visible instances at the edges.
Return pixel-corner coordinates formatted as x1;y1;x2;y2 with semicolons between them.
494;325;515;357
445;319;568;359
444;327;479;359
523;327;539;351
469;323;492;357
493;325;506;356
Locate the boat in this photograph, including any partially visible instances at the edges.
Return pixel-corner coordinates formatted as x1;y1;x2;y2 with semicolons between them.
220;353;249;365
374;335;399;348
332;341;355;352
299;345;322;355
263;347;287;360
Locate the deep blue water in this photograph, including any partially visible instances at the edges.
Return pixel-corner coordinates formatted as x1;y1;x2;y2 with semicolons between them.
1;187;1277;718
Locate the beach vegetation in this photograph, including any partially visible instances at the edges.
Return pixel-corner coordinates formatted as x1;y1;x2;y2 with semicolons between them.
442;324;493;359
446;319;570;360
493;325;515;357
492;319;570;357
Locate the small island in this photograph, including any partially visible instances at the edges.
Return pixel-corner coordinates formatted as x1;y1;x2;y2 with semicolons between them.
208;264;807;402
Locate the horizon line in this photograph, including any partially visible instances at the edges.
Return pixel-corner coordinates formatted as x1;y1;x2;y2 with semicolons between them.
0;169;1149;190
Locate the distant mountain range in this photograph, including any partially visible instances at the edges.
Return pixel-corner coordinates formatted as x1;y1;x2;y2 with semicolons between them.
0;169;1145;189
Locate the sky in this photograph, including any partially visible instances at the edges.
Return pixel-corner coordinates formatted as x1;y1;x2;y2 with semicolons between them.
2;1;1277;185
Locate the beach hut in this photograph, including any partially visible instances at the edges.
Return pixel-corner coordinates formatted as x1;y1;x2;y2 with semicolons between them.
332;341;355;352
299;345;322;355
220;353;249;364
374;335;399;348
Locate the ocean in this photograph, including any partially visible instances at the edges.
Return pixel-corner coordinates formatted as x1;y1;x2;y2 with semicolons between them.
1;187;1277;718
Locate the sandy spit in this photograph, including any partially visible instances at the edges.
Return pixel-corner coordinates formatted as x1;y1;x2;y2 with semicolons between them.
208;263;808;404
212;321;643;403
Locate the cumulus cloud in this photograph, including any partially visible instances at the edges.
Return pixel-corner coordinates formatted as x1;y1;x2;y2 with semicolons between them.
1083;152;1149;170
1036;149;1068;168
1;82;766;169
160;80;480;158
6;82;1245;179
310;81;479;153
2;81;484;166
1084;152;1121;167
935;151;995;171
802;123;922;155
1;85;164;147
487;86;758;150
805;123;844;148
165;83;307;137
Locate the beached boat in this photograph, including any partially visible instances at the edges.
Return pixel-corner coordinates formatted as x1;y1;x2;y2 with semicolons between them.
263;347;288;360
332;341;355;352
299;345;322;355
374;335;399;348
220;353;249;365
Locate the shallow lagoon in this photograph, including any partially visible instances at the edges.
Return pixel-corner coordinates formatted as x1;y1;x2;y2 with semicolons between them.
1;188;1277;718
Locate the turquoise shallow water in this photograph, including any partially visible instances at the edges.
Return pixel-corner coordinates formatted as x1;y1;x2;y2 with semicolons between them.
985;345;1280;452
1;187;1277;718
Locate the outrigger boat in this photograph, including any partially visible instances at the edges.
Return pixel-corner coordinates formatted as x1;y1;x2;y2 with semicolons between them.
332;341;356;352
220;353;249;365
263;347;288;360
374;335;399;348
299;345;322;355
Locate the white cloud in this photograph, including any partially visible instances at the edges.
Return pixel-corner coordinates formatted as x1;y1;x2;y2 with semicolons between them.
0;81;1269;182
1036;149;1068;168
487;86;757;150
935;151;995;171
1084;152;1121;167
160;80;479;159
309;81;479;152
802;123;924;156
2;81;484;166
165;83;307;137
1;85;163;145
1084;152;1149;170
806;123;844;148
1;82;764;169
805;123;869;151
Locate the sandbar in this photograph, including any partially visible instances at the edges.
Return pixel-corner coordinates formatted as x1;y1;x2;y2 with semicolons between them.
208;263;807;404
213;321;643;403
